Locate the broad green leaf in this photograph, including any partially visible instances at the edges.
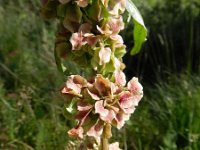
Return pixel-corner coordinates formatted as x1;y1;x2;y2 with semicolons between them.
125;0;147;55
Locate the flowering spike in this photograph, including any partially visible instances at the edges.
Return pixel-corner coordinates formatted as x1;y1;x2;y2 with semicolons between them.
41;0;145;149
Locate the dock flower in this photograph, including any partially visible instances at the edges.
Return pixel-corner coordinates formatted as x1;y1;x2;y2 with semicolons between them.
113;77;143;129
127;77;143;102
114;70;126;86
87;120;103;138
68;126;84;139
95;100;116;123
114;111;131;129
109;0;126;16
76;0;88;7
108;16;124;34
61;74;143;140
70;23;98;50
61;75;87;96
99;45;112;65
97;16;124;36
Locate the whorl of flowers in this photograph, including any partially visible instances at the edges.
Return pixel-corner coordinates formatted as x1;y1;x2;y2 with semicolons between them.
41;0;144;149
62;74;143;137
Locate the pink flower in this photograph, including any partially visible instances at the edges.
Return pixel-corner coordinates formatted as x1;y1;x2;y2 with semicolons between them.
127;77;143;100
84;33;99;46
108;16;124;34
76;102;93;126
113;57;121;70
77;101;93;111
127;77;143;93
95;100;109;117
97;16;124;36
68;126;84;139
119;91;133;108
86;88;100;100
114;70;126;86
114;112;130;129
119;91;136;114
109;142;121;150
76;0;88;7
61;75;87;96
95;100;116;123
87;121;103;138
109;0;126;15
70;32;86;50
70;23;98;50
94;74;111;96
99;45;112;65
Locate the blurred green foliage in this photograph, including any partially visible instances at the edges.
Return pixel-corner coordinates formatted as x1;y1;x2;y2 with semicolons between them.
0;0;200;150
0;1;71;149
125;75;200;150
123;0;200;82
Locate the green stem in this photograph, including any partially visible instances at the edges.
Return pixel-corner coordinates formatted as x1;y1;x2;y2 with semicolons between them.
100;137;109;150
100;123;112;150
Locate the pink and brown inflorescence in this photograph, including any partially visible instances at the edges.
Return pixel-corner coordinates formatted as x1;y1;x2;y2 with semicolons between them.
41;0;144;149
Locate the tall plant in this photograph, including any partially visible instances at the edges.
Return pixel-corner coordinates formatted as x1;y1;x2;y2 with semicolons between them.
41;0;147;149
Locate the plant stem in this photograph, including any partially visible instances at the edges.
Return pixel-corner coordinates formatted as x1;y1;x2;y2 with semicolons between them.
100;137;109;150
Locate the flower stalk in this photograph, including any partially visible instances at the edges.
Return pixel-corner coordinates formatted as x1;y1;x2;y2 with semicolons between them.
100;137;109;150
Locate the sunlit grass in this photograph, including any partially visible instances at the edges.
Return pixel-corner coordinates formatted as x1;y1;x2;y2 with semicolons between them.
124;75;200;149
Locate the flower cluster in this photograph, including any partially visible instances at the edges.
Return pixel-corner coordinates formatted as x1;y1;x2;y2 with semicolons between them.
61;74;143;147
42;0;126;78
41;0;144;149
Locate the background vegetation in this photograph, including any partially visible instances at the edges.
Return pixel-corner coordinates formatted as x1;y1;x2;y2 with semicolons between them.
0;0;199;149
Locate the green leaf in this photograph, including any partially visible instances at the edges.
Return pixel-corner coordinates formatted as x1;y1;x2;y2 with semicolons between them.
125;0;147;55
57;4;66;18
63;4;82;32
86;0;102;21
